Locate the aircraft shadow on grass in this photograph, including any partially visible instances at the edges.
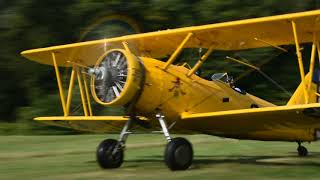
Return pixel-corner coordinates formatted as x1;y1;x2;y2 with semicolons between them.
119;153;320;169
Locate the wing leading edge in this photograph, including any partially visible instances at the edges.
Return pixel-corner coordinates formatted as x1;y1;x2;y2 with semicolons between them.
34;116;148;133
34;116;130;121
181;103;320;133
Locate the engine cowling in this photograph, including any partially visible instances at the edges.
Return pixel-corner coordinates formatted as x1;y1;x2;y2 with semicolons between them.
90;49;144;106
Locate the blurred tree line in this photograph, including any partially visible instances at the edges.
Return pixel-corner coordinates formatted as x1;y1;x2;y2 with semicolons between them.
0;0;318;134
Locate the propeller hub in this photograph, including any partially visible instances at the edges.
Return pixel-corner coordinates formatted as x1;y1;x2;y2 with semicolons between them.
91;49;144;106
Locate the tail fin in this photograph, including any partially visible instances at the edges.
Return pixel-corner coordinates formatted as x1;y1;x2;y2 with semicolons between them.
287;71;319;105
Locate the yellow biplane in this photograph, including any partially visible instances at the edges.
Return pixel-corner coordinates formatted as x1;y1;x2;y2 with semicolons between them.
21;10;320;170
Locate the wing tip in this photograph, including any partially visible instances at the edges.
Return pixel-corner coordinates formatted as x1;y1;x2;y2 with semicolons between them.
20;50;28;56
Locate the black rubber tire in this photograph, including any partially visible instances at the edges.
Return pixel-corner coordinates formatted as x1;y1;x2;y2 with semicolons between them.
96;139;124;169
297;145;308;157
164;137;193;171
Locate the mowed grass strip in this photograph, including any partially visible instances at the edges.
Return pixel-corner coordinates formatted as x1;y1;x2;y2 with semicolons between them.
1;134;320;180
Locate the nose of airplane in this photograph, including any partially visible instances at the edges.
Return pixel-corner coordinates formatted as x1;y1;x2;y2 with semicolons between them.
89;49;144;107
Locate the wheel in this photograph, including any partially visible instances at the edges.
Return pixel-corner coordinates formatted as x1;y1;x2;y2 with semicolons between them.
297;145;308;157
96;139;124;169
164;137;193;171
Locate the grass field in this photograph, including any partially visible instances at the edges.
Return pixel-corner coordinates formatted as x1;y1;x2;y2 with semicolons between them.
1;134;320;180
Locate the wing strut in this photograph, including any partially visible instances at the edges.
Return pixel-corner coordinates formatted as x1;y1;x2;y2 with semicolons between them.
291;20;309;103
187;45;214;77
52;52;67;116
66;66;76;115
82;71;93;116
163;32;193;70
77;68;89;116
51;52;92;116
307;32;317;92
122;41;132;53
316;37;320;102
317;40;320;64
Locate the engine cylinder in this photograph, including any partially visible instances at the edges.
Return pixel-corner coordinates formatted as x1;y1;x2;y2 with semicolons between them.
91;49;144;106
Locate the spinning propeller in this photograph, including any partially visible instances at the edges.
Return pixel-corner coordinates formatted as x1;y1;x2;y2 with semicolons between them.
89;49;144;106
91;50;128;103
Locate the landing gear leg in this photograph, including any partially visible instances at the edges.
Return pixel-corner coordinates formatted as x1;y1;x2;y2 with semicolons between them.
96;117;133;169
297;141;308;157
156;113;193;171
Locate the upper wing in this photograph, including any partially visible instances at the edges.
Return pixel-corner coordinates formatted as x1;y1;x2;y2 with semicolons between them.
21;10;320;67
181;103;320;133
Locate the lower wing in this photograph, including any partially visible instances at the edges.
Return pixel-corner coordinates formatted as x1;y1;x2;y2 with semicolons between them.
181;103;320;133
34;116;148;133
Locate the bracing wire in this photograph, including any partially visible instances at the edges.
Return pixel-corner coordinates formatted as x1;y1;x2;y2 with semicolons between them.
227;55;293;97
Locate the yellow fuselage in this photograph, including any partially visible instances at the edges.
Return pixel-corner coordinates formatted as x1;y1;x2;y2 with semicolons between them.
135;57;273;118
133;57;315;142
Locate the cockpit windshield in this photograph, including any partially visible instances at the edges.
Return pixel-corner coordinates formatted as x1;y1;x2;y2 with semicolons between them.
211;73;229;83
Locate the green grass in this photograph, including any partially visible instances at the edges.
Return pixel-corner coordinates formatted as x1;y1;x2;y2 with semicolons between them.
1;134;320;180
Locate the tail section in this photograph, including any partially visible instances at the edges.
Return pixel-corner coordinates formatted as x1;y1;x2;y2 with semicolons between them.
287;71;319;105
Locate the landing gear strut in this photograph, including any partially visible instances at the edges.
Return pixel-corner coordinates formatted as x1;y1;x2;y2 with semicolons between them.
156;113;193;170
297;141;308;157
96;117;132;169
96;114;193;170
